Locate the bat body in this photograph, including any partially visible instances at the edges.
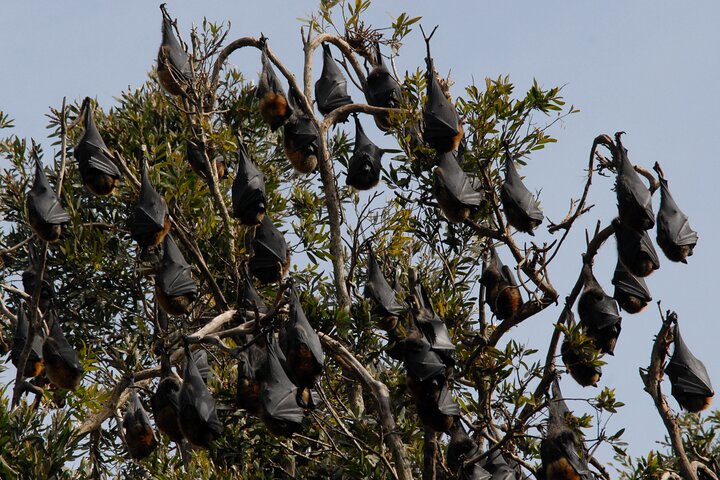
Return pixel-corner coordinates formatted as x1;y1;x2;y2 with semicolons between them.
236;340;266;415
43;317;83;390
257;49;292;131
157;6;191;96
315;43;352;120
447;422;492;480
283;114;319;174
179;344;223;447
410;281;455;364
155;235;197;316
422;56;463;153
666;323;714;412
260;337;305;437
481;451;519;480
612;218;660;277
409;377;459;433
281;287;324;389
611;260;652;314
614;135;654;231
501;148;543;235
561;339;602;388
73;98;121;195
185;140;227;181
10;303;44;378
656;177;698;263
151;352;184;443
249;216;290;284
577;265;622;355
232;143;267;226
123;388;158;460
433;151;482;223
481;248;522;320
27;162;70;243
365;43;402;132
131;160;170;248
364;251;403;331
22;251;54;312
346;116;383;190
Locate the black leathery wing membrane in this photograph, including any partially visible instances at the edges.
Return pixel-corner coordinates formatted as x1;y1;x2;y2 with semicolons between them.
27;160;70;242
283;104;320;174
282;286;324;388
151;350;184;443
249;216;289;284
73;97;121;195
577;264;622;355
256;46;292;131
422;44;462;153
666;322;714;412
123;388;158;460
365;43;402;131
346;116;383;190
500;147;543;235
614;133;654;231
314;43;352;118
411;280;456;359
656;176;698;263
11;302;44;378
179;342;223;447
130;160;169;246
433;151;482;223
613;218;660;278
480;247;522;320
612;259;652;314
232;142;267;226
364;250;404;319
260;337;305;437
447;422;492;480
157;4;192;96
43;316;83;390
156;235;197;315
236;339;266;415
402;333;447;383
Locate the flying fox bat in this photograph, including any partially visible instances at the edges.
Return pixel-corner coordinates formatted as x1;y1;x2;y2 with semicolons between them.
10;302;44;378
315;43;352;120
131;159;170;248
179;342;223;447
422;39;463;153
611;259;652;314
500;146;543;235
480;449;520;480
43;315;83;390
236;338;267;415
447;422;493;480
27;160;70;243
157;4;192;96
123;387;158;460
155;235;197;316
577;264;622;355
613;133;654;231
249;216;290;285
480;247;522;320
666;322;714;413
612;218;660;277
363;249;403;331
283;97;320;174
73;97;121;195
411;377;460;433
365;43;402;132
150;348;184;443
232;142;267;226
182;349;210;384
237;268;269;318
656;175;698;263
257;45;293;131
185;140;227;181
409;276;455;364
346;115;384;190
561;338;602;388
280;286;324;389
401;324;449;384
433;151;482;223
22;245;54;312
260;336;305;437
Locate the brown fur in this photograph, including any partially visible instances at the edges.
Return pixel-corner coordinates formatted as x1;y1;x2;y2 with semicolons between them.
136;215;171;248
374;313;399;332
26;359;44;378
237;378;261;413
288;344;320;388
45;359;81;390
496;285;523;320
259;92;291;131
85;172;117;196
617;294;648;314
676;393;713;413
126;425;157;460
189;157;227;181
154;405;184;443
157;49;184;96
634;259;657;278
546;457;581;480
658;242;692;263
434;185;470;223
284;147;318;174
29;212;62;243
155;286;194;316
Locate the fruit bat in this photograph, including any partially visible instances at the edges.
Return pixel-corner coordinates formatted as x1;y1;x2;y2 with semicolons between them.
123;387;158;460
185;140;227;181
612;218;660;278
577;264;622;355
540;381;594;480
157;4;192;96
480;247;522;320
365;43;402;132
411;377;459;433
666;322;714;413
249;216;290;285
480;450;519;480
346;115;383;190
281;286;324;389
314;43;352;119
447;422;492;480
401;326;448;384
232;142;267;226
182;349;210;383
500;147;543;235
10;302;44;378
236;338;267;415
260;336;305;437
150;349;184;443
611;260;652;314
179;342;223;447
283;102;320;174
256;46;293;131
27;160;70;243
130;159;170;248
422;41;462;153
656;175;698;263
22;246;54;312
614;133;654;231
73;97;121;195
43;315;83;390
155;235;197;316
561;338;602;388
363;250;403;331
433;151;483;223
409;279;455;363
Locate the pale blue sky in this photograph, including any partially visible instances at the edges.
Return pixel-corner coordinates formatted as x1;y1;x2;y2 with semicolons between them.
2;0;719;469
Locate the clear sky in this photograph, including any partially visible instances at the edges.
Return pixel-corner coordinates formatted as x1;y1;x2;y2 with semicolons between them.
2;0;719;470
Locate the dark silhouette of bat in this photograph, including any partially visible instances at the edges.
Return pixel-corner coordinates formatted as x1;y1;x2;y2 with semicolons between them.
561;337;602;388
232;142;267;226
613;133;654;231
501;146;543;235
656;174;698;263
22;245;54;312
281;286;324;389
666;322;714;413
447;422;492;480
249;216;290;284
27;160;70;243
182;349;210;384
400;322;449;383
260;336;305;437
611;259;652;314
157;4;191;96
481;449;519;480
237;268;269;318
185;140;227;181
257;45;293;131
123;387;158;460
236;337;267;415
283;92;320;174
480;247;522;320
315;43;352;120
346;115;384;190
151;348;184;443
179;341;223;447
540;381;594;480
43;314;83;390
365;43;402;132
411;377;459;433
577;264;622;355
73;97;121;196
409;276;455;363
433;151;483;223
612;218;660;277
131;159;170;248
364;249;404;331
10;302;44;378
155;235;197;316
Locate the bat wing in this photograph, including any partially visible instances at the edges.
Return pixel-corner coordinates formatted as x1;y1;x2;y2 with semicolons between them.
657;178;698;247
253;216;288;263
124;389;154;430
614;220;660;273
44;319;83;373
501;154;543;224
364;252;404;317
403;337;447;382
612;260;652;300
152;376;181;413
615;149;654;229
314;44;352;115
133;169;168;233
256;50;288;101
481;450;517;480
232;144;267;219
366;47;402;107
348;117;383;176
157;236;197;296
160;17;191;79
74;103;121;178
436;382;460;416
181;347;222;431
288;287;324;365
283;116;319;152
238;273;269;315
262;340;305;423
666;324;714;396
435;152;482;208
422;58;460;140
28;164;70;224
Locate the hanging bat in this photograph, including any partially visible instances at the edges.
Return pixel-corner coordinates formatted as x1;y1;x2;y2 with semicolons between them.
365;43;402;132
280;286;324;389
409;276;456;362
131;159;170;248
236;338;267;415
346;115;384;190
150;348;184;443
480;247;522;320
256;46;293;131
157;4;192;96
577;264;622;355
249;216;290;285
123;387;158;460
411;377;460;433
656;174;698;263
43;314;83;390
666;322;714;413
611;259;652;314
232;142;267;226
179;341;223;447
561;338;602;388
501;146;543;235
10;302;44;378
73;97;121;196
433;151;483;223
260;336;305;437
182;348;210;384
481;450;519;480
612;218;660;278
314;43;352;120
613;133;654;231
155;235;197;316
22;245;54;312
283;109;320;174
185;140;227;181
447;422;493;480
27;160;70;243
401;324;449;384
237;268;269;318
363;249;404;331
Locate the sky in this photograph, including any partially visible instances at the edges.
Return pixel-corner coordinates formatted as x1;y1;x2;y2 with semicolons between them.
2;0;719;471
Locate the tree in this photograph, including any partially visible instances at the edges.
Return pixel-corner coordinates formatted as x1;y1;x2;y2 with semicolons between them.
0;2;716;479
